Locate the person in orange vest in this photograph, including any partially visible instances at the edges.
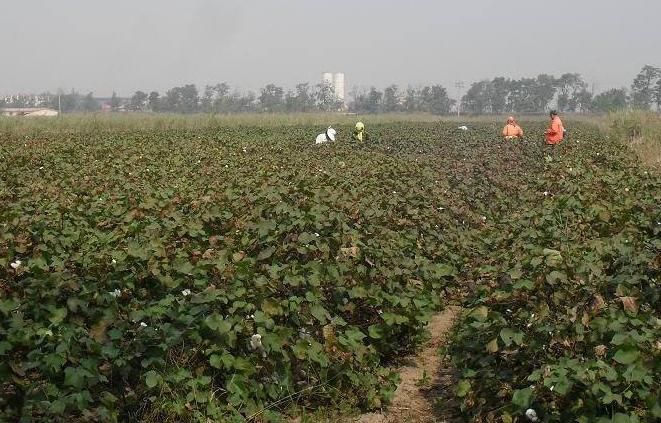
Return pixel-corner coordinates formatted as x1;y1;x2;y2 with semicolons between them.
545;110;565;145
502;116;524;139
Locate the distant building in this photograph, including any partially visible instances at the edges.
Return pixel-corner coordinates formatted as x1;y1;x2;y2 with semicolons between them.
0;108;59;117
321;72;347;110
2;94;51;108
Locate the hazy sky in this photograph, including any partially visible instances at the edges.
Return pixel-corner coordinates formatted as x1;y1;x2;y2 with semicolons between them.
2;0;660;97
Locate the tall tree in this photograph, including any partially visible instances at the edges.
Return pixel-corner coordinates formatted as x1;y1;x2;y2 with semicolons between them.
507;78;538;113
129;91;148;112
462;80;491;114
531;74;557;112
592;88;628;112
259;84;285;112
163;84;199;113
403;87;419;113
82;92;99;112
286;83;316;112
148;91;160;112
382;85;402;113
364;87;384;113
317;83;342;112
631;65;660;110
490;77;510;114
110;92;121;112
421;85;453;115
556;73;587;112
53;90;81;113
201;83;231;112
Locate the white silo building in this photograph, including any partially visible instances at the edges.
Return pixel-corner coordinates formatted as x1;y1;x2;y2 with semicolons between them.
322;72;334;87
321;72;346;108
333;73;345;103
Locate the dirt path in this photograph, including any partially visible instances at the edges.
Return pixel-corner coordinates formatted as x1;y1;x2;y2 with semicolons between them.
356;306;462;423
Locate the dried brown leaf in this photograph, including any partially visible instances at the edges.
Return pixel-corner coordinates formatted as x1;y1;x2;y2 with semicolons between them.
620;297;639;314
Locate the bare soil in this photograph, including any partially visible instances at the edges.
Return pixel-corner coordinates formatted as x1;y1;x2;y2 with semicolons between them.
355;306;462;423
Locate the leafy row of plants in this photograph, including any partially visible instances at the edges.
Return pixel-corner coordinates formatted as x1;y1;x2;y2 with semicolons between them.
1;124;472;422
448;126;660;422
1;121;657;422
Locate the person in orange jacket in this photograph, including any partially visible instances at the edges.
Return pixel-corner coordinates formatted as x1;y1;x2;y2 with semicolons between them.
545;110;565;145
502;116;524;139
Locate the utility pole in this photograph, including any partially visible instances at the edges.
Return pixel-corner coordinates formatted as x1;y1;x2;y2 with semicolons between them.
58;95;61;116
455;81;464;116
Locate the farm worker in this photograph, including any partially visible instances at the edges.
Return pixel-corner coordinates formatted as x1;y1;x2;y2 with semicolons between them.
545;110;565;145
502;116;524;139
315;127;337;144
352;122;369;142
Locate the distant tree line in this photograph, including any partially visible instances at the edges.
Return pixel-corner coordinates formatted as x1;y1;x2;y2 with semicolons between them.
2;65;659;115
460;73;627;114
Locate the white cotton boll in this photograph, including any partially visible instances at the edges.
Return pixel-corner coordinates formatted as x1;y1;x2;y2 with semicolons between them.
250;334;263;351
181;289;191;297
10;260;22;269
110;289;121;298
525;408;539;422
111;259;117;265
140;322;147;328
458;125;468;131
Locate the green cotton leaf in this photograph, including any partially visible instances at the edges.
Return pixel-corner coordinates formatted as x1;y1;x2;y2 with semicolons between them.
349;286;368;298
546;271;566;284
381;312;409;326
456;379;471;398
29;256;49;272
368;324;384;339
253;310;269;324
486;338;499;353
610;333;629;346
205;314;232;334
601;390;623;405
63;367;86;389
257;246;275;261
344;328;366;343
49;400;66;414
553;377;572;395
49;308;68;325
0;341;12;355
310;305;329;324
176;260;194;275
511;387;533;408
500;328;515;347
432;263;455;278
613;348;639;365
144;370;162;388
530;256;544;268
209;354;223;369
470;306;489;322
499;328;524;346
261;298;283;316
513;279;534;290
612;413;637;423
0;299;19;316
127;241;149;260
